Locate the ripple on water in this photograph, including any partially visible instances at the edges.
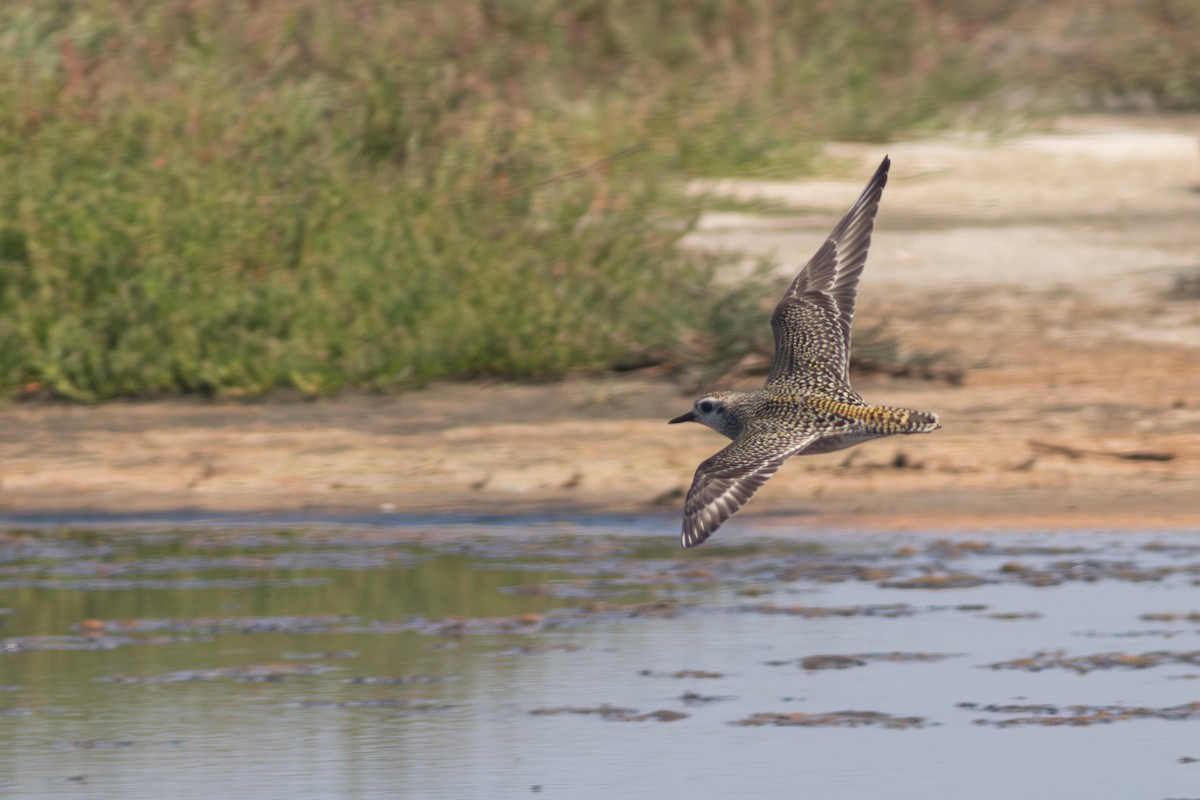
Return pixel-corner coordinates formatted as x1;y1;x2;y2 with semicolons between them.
2;524;1200;800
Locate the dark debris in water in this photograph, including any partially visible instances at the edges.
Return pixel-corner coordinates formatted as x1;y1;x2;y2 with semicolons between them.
39;607;664;646
1077;628;1193;640
3;634;196;654
789;652;960;671
1142;612;1200;623
731;710;928;729
344;675;458;685
958;702;1059;715
985;649;1200;674
880;573;992;590
1144;539;1200;553
420;612;549;637
639;669;723;679
7;530;1199;631
963;700;1200;727
741;602;915;618
500;582;623;599
798;654;866;670
495;643;584;655
529;704;688;722
395;599;684;638
737;545;1200;589
891;539;1200;588
101;662;339;684
992;559;1196;586
775;563;897;583
679;690;731;705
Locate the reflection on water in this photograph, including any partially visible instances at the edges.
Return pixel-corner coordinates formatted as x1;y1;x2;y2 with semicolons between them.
2;523;1200;799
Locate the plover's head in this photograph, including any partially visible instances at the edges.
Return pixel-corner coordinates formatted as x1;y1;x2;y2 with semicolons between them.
668;391;746;440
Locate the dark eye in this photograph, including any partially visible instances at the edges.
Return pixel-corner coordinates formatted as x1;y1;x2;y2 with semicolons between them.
698;400;716;414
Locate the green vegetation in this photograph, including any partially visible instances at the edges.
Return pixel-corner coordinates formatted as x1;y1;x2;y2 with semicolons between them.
0;1;1195;399
1017;1;1200;111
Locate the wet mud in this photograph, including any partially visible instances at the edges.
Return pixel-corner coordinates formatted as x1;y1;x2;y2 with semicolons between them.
731;710;929;729
529;705;688;723
962;700;1200;727
985;649;1200;674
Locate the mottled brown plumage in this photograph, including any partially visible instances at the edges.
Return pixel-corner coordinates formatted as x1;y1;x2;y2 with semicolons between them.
669;156;940;548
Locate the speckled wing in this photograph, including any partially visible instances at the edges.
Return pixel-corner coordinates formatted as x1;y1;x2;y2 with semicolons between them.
767;156;890;388
681;434;818;548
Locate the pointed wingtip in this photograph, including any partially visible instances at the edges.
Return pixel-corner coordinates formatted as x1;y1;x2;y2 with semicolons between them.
873;154;891;184
680;522;711;549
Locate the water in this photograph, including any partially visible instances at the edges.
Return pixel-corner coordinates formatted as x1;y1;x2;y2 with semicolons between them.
2;521;1200;799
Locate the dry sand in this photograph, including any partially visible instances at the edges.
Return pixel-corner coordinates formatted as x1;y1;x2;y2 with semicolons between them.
2;115;1198;534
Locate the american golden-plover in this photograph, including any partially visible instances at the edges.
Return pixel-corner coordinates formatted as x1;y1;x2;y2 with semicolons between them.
669;156;940;547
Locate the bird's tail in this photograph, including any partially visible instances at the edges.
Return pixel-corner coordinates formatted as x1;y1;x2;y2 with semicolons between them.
862;405;940;435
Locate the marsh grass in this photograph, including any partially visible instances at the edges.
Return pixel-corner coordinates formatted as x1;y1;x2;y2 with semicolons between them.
0;1;1193;399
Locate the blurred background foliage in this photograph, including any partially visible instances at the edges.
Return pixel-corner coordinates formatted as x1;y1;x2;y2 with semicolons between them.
0;0;1196;399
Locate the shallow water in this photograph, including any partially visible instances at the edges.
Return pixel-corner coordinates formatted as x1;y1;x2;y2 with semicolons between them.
2;520;1200;799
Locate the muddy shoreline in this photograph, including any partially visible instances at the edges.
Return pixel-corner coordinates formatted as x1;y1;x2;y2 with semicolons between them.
1;115;1197;536
0;370;1194;535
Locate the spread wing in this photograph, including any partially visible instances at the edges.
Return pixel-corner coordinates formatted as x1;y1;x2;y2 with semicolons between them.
767;156;889;388
681;434;818;548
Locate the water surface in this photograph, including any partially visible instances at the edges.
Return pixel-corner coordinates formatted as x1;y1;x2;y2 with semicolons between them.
2;521;1200;799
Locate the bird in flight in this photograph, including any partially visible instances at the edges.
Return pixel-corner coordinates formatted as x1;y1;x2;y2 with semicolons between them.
669;156;940;548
